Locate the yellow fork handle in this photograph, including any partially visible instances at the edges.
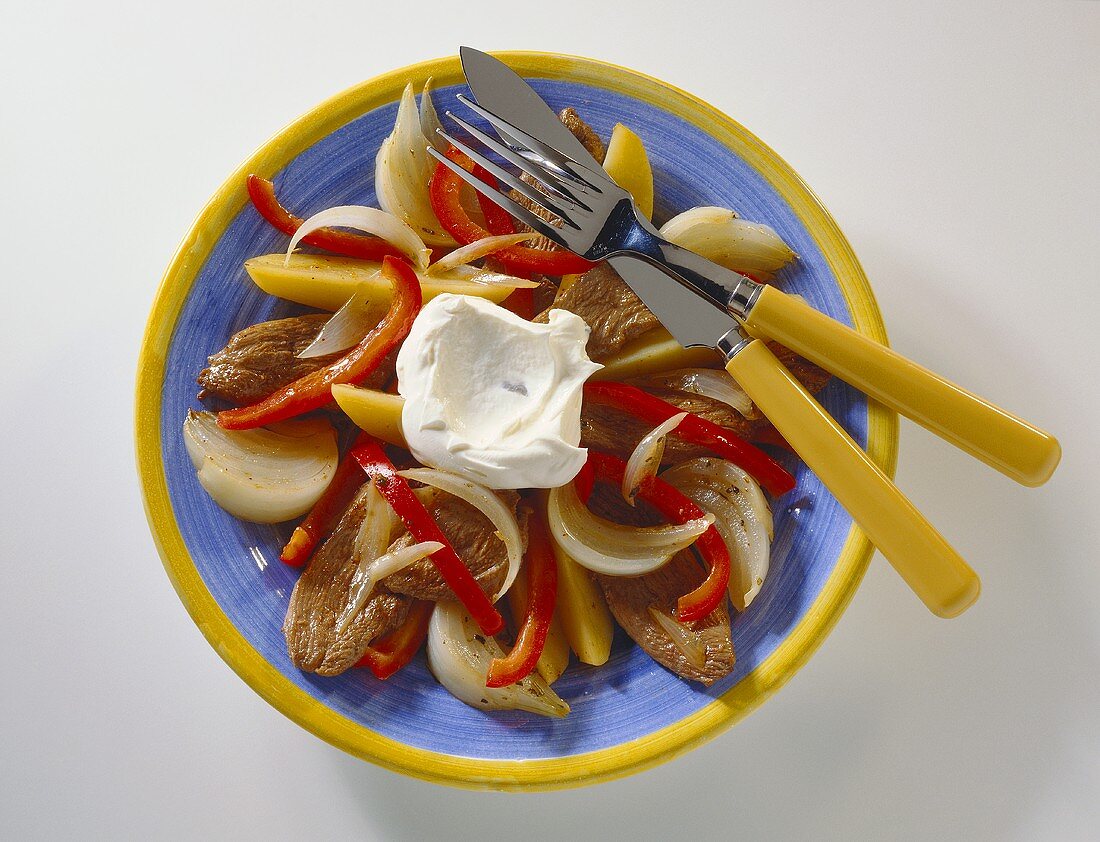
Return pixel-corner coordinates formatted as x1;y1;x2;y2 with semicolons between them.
726;339;980;618
743;284;1060;487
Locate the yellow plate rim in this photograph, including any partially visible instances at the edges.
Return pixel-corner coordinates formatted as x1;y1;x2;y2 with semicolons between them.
135;50;897;791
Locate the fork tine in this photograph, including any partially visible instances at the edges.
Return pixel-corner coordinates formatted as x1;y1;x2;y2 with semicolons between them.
435;127;581;229
456;94;610;192
446;112;592;211
426;146;570;246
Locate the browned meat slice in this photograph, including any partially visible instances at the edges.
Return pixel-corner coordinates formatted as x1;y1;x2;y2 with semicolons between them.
383;491;527;601
534;262;661;360
198;314;395;404
581;344;830;461
598;551;735;685
513;107;606;254
283;486;411;676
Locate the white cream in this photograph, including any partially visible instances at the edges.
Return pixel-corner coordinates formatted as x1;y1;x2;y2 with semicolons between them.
396;294;601;489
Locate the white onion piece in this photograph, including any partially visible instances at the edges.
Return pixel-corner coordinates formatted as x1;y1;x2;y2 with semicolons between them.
428;233;539;275
297;281;382;358
182;411;338;523
419;77;448;154
622;412;687;506
444;264;541;288
661;457;772;610
398;468;524;600
286;205;431;272
337;540;443;635
660;206;797;276
352;480;398;564
645;368;757;419
375;82;456;247
648;606;706;668
427;601;570;717
546;481;714;576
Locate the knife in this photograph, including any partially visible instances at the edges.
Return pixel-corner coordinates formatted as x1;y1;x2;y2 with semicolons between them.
460;46;986;617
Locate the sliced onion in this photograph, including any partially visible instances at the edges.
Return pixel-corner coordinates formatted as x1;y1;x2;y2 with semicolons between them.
398;468;524;600
297;281;383;358
427;601;570;717
546;481;713;576
286;205;431;271
375;82;456;247
182;411;338;523
643;368;758;419
419;77;448;154
443;264;541;288
660;206;797;276
648;606;706;668
337;540;442;635
622;412;687;506
428;233;539;275
352;479;399;564
661;457;772;611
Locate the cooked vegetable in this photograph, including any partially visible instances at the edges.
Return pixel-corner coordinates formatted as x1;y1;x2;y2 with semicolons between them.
549;535;614;666
583;381;795;496
547;476;713;577
182;411;338;523
583;451;732;623
593;329;722;381
648;606;706;669
661;457;773;611
428;146;595;276
356;599;435;680
217;256;421;430
244;252;535;312
375;82;456;247
603;123;654;219
428;232;538;274
506;563;570;684
659;206;797;277
487;504;558;688
287;205;431;272
351;439;505;636
622;412;687;505
398;468;524;601
643;368;758;419
297;283;382;359
280;432;370;566
330;385;407;448
337;541;442;635
427;602;570;718
247;174;404;262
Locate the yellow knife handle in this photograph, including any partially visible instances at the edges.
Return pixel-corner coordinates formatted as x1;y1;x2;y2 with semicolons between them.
725;339;980;618
743;284;1060;487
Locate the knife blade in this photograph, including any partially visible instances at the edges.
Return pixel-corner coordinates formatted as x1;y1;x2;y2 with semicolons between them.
460;47;740;350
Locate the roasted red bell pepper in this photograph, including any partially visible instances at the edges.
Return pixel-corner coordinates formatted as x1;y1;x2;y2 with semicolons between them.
583;451;730;623
217;256;421;430
583;381;796;496
428;146;595;277
486;504;558;688
246;174;405;262
350;438;504;636
356;599;434;680
279;432;370;567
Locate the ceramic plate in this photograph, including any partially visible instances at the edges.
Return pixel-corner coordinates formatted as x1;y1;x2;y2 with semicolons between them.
136;52;896;790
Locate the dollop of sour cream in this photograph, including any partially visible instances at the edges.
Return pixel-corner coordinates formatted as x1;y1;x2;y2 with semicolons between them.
396;294;602;489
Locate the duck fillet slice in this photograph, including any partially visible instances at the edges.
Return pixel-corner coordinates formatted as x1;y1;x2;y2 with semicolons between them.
283;486;411;676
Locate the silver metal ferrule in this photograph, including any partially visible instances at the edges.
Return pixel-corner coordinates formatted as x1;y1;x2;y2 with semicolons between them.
727;275;763;320
716;327;754;362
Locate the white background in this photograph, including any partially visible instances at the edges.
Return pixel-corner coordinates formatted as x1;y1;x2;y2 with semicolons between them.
3;1;1098;839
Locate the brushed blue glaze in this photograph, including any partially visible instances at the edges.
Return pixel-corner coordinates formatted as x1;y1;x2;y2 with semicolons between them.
159;78;862;760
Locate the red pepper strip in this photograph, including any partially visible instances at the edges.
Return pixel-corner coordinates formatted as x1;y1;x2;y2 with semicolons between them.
500;287;535;320
356;600;434;680
583;381;796;496
485;504;558;688
350;438;505;636
584;451;730;623
246;174;405;262
218;256;422;430
752;425;795;453
279;432;371;567
428;147;596;277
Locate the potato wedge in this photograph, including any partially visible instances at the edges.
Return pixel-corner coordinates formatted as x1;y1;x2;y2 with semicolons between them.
331;385;406;447
245;253;530;312
548;532;615;667
594;329;722;381
603;123;654;220
506;568;571;685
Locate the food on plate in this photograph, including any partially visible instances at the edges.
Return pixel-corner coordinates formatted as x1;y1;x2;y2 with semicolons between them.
184;82;819;715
